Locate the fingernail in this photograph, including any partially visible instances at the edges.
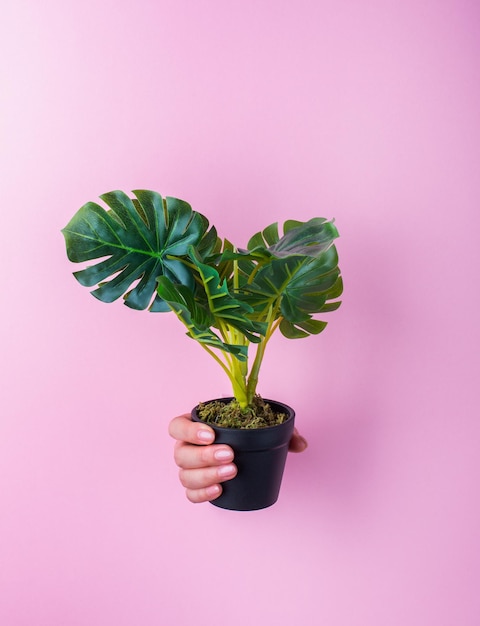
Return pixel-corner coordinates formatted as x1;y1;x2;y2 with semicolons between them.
214;449;233;462
217;464;236;478
198;429;215;443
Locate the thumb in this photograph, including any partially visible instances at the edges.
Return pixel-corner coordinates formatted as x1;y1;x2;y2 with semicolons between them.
289;428;308;453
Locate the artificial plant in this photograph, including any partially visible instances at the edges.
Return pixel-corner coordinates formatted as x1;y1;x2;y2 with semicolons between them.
62;189;342;414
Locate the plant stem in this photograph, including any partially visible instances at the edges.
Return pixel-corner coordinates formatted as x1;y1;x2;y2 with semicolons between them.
199;343;235;384
226;323;249;409
245;305;281;404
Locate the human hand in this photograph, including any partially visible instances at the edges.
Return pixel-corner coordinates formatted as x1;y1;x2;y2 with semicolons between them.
168;414;307;503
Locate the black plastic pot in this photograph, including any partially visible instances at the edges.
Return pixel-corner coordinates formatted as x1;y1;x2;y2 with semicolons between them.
191;398;295;511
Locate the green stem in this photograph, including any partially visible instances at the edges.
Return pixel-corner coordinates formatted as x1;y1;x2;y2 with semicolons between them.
246;261;264;285
233;258;239;290
199;343;236;386
245;306;281;404
200;343;249;408
227;323;249;409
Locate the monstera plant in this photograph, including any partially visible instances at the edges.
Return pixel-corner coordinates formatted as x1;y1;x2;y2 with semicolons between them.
62;189;342;414
62;189;342;510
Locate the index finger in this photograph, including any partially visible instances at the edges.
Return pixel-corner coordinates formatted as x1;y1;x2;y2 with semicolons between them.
168;414;215;445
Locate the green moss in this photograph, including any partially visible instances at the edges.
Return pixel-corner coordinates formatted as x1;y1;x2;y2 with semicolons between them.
197;396;287;429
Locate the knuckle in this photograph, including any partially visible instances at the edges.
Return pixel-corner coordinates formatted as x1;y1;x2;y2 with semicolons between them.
178;468;189;488
186;490;199;503
186;489;204;504
173;441;184;466
186;485;221;504
168;414;193;441
199;446;213;465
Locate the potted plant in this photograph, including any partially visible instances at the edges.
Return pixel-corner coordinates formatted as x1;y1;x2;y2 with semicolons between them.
62;189;343;510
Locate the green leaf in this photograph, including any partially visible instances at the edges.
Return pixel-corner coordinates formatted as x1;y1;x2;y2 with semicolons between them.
61;190;218;311
189;248;267;342
156;276;249;360
279;318;328;339
262;222;279;246
269;218;338;258
317;299;342;313
242;251;342;324
322;275;344;301
216;239;235;284
220;217;340;264
283;219;303;233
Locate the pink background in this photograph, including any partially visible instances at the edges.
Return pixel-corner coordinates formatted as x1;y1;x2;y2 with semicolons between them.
1;1;479;624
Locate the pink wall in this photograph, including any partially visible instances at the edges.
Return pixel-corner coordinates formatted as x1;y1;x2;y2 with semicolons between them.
1;1;479;624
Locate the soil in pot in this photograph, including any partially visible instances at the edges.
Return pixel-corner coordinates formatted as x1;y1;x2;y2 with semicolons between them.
196;395;289;429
